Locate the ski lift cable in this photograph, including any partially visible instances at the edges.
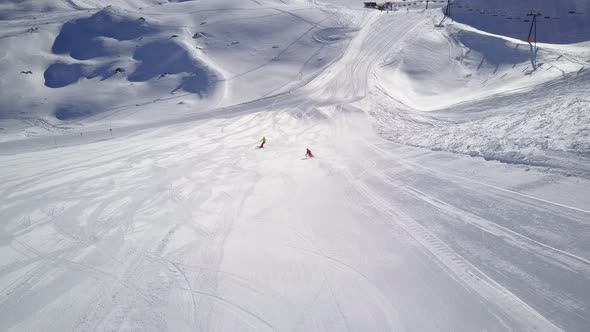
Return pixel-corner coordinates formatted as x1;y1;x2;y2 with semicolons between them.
374;0;587;18
450;0;587;18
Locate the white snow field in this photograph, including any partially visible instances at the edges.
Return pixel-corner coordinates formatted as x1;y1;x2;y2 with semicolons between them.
1;0;590;331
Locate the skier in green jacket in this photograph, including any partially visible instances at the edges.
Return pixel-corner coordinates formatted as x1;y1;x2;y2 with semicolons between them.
259;136;266;148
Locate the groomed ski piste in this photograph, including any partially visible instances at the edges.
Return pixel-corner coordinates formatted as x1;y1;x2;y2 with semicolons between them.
1;0;590;331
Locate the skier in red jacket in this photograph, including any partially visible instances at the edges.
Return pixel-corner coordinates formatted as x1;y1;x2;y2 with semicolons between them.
305;148;314;158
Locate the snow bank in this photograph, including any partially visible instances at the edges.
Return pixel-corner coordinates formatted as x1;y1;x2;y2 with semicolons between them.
371;70;590;177
374;23;573;111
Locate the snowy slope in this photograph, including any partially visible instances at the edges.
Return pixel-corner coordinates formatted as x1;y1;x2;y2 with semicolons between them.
0;0;355;140
3;108;589;331
1;0;590;331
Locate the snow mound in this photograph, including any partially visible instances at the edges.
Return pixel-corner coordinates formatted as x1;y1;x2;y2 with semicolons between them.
39;8;218;120
372;70;590;177
44;62;94;89
129;40;216;95
376;27;539;111
51;9;155;60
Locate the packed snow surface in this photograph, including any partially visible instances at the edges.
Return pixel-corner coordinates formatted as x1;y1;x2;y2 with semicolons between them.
1;0;590;331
